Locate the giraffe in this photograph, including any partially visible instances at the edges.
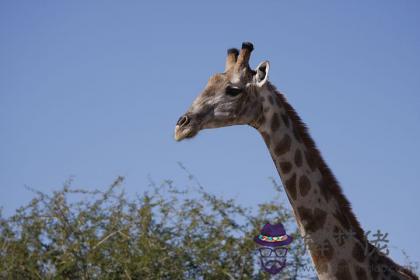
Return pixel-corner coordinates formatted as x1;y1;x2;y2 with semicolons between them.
174;42;418;280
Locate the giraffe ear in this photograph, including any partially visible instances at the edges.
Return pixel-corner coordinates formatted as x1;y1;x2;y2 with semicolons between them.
254;61;270;87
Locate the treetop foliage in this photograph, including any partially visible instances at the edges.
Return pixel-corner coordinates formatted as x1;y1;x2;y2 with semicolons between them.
0;171;318;280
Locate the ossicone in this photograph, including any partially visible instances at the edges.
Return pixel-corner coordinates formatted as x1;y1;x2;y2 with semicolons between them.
225;48;239;72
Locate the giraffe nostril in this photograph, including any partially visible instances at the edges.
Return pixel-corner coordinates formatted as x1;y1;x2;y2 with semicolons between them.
177;115;190;127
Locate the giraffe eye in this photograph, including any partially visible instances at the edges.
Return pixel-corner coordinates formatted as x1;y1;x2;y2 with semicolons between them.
225;86;242;97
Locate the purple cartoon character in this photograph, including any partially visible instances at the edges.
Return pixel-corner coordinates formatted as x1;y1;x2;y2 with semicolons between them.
254;223;293;275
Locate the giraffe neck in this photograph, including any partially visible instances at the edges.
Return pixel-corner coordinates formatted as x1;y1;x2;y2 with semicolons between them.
253;83;417;280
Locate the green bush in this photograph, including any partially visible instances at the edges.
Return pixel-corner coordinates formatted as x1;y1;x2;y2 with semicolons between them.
0;172;314;280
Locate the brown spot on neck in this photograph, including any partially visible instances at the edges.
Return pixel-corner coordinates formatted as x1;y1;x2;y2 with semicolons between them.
279;161;292;174
298;174;311;197
274;134;291;156
354;264;368;279
294;149;303;167
297;206;327;233
352;242;366;263
335;260;352;280
304;150;317;171
318;177;332;202
333;209;351;231
270;113;280;132
281;113;290;128
292;125;302;143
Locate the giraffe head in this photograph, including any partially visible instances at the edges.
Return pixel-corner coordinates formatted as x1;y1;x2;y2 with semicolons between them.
174;42;270;141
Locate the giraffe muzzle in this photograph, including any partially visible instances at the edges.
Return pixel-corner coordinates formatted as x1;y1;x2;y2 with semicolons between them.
174;114;199;141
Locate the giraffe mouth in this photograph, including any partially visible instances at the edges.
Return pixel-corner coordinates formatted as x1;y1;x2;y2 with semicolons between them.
174;124;199;141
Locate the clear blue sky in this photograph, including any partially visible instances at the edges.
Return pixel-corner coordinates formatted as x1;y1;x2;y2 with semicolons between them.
1;0;419;266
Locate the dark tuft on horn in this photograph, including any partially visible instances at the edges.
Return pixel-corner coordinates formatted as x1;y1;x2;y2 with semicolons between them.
227;48;239;56
225;48;239;72
241;42;254;52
